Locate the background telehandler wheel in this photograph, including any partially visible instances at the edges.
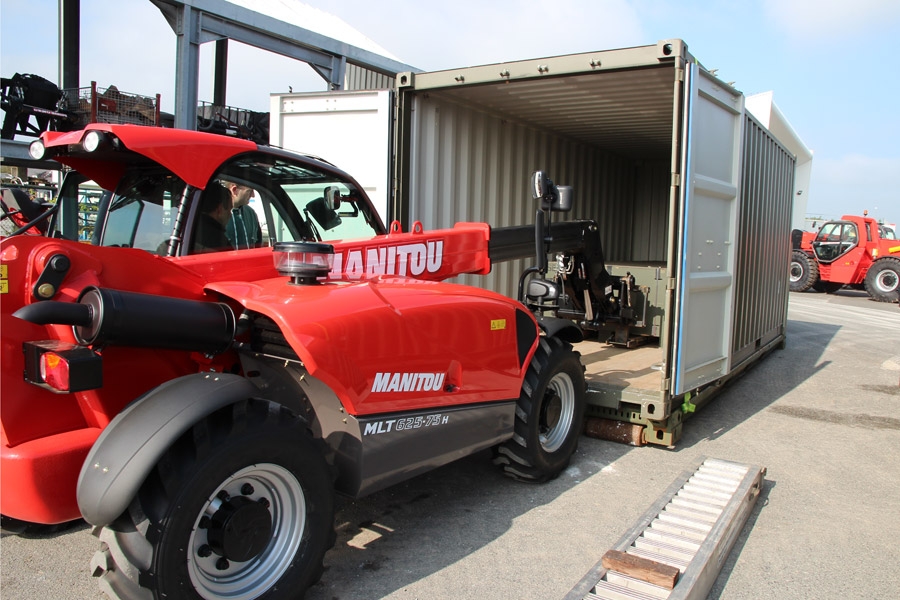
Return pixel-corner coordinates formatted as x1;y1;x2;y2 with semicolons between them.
789;250;818;292
90;399;334;600
495;336;586;482
813;280;844;294
864;257;900;302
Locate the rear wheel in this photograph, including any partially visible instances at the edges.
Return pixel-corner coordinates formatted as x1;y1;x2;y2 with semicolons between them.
495;336;586;482
864;257;900;302
789;250;818;292
91;399;334;600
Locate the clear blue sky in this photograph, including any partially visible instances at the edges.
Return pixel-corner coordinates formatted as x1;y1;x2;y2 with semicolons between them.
2;0;899;227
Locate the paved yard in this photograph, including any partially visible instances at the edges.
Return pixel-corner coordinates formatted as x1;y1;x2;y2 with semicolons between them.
2;290;898;599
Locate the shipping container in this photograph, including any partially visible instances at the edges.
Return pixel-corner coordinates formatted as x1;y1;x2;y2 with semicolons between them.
271;39;797;446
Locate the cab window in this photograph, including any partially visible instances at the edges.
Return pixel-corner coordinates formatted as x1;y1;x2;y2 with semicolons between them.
813;222;858;263
209;153;383;253
99;171;186;253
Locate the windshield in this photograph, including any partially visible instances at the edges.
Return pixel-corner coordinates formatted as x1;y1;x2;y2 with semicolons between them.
210;153;383;252
96;151;384;255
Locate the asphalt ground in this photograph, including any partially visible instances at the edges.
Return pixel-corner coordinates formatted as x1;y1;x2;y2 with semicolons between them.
2;289;898;599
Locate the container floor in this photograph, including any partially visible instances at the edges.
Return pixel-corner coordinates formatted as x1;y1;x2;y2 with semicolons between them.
575;337;663;398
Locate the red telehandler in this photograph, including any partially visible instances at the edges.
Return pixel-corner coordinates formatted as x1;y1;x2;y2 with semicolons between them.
1;123;642;600
790;213;900;302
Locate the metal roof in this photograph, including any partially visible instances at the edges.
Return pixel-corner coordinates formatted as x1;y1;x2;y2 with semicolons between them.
149;0;418;129
226;0;404;63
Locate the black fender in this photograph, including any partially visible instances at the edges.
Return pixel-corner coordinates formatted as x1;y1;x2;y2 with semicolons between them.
76;373;258;527
535;314;584;344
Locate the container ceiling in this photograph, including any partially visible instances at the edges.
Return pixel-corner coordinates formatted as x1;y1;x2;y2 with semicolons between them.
428;65;675;160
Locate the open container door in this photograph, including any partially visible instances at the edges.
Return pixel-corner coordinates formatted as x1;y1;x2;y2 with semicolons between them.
270;89;394;224
671;63;745;396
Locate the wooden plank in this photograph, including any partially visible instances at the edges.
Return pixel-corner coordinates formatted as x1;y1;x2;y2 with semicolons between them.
602;549;680;590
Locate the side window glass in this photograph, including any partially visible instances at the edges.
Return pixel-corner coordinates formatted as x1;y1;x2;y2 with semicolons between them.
100;173;185;253
815;223;840;243
103;199;142;247
813;223;858;263
51;173;108;241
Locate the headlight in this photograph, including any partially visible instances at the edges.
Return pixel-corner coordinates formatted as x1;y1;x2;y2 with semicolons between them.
29;139;46;160
82;130;105;152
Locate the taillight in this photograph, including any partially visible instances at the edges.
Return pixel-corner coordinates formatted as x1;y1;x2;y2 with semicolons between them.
41;352;70;390
24;341;102;393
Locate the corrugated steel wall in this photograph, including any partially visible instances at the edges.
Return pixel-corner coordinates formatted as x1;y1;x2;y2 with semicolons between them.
344;65;396;91
405;93;670;297
731;113;795;366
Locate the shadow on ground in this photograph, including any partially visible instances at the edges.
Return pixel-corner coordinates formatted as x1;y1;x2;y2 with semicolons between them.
307;436;633;599
676;316;840;448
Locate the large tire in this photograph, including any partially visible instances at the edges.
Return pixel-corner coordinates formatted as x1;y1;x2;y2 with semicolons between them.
864;257;900;302
1;515;82;536
91;399;335;600
813;280;843;294
494;336;586;482
789;250;818;292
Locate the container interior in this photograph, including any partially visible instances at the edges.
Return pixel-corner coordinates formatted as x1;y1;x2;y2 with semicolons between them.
398;61;682;419
401;62;679;341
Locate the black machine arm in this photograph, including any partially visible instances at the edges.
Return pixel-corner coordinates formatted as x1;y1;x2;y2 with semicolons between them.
489;171;648;347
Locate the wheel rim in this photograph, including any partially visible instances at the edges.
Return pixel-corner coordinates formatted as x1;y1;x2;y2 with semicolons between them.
789;261;804;283
188;464;305;600
539;372;576;453
876;270;899;293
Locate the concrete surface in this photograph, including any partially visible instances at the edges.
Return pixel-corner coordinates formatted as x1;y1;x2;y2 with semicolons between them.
2;290;898;599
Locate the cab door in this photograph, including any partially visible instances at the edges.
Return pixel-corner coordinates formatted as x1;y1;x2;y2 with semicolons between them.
812;221;859;264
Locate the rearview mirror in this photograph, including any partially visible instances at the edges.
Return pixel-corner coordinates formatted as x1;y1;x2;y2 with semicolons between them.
531;171;573;212
531;171;549;200
324;186;342;210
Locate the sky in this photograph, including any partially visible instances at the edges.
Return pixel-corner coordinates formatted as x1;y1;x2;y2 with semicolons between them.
2;0;899;227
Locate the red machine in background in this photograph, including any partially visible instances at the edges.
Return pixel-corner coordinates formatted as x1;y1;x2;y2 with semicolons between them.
790;213;899;302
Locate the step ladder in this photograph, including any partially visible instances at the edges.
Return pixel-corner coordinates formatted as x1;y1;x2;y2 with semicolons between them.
565;457;766;600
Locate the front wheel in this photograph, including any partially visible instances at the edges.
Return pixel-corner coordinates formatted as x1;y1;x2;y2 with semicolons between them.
864;257;900;302
91;399;334;600
789;250;818;292
495;336;586;482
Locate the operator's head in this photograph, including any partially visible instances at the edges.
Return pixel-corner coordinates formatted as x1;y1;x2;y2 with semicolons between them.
201;183;233;226
223;180;253;208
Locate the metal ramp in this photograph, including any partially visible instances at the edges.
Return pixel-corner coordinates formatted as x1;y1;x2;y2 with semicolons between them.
565;457;766;600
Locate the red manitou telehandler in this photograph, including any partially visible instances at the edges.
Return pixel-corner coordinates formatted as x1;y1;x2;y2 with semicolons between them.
790;213;899;302
1;124;640;599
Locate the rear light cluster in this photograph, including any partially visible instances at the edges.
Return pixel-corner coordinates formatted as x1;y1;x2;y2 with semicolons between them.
24;341;102;393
